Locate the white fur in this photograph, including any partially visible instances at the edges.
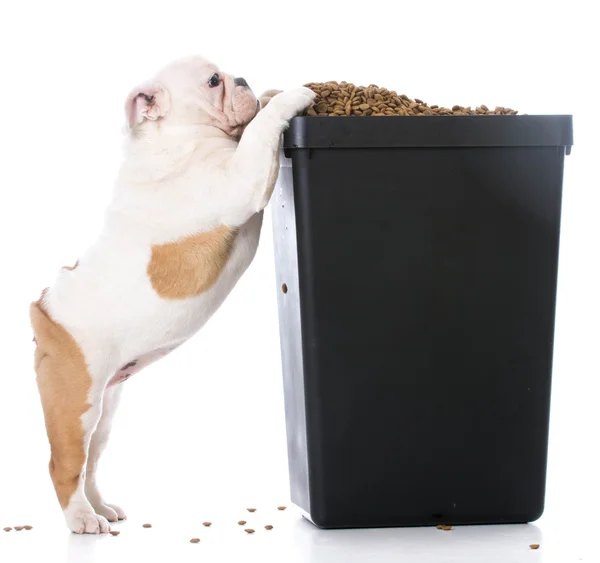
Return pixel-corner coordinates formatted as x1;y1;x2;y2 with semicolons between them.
38;55;315;533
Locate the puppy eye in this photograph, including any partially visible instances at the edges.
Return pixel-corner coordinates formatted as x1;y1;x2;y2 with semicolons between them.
208;73;220;88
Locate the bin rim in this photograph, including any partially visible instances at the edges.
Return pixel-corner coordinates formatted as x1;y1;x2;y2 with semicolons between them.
282;115;573;154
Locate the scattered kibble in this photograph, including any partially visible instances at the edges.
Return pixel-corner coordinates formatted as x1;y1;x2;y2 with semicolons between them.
529;544;540;550
142;523;152;528
3;527;12;532
14;526;24;531
277;506;287;511
247;508;256;513
244;528;255;534
109;530;120;536
190;538;200;543
238;520;247;525
202;522;212;527
265;525;274;530
23;526;33;530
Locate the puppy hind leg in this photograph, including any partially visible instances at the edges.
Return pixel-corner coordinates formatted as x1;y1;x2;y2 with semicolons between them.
85;384;127;522
30;303;112;534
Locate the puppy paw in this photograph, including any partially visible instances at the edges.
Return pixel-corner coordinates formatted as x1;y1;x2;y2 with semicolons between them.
258;89;283;109
91;502;127;522
65;504;111;534
270;87;316;121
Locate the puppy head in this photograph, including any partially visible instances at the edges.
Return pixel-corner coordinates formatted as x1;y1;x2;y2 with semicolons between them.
125;56;259;137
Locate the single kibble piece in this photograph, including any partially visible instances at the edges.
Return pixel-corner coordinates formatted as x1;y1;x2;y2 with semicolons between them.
442;525;453;531
247;508;256;513
3;527;12;532
23;526;33;530
244;528;255;534
265;525;274;530
190;538;201;543
142;523;152;528
277;506;287;511
14;526;24;531
436;524;444;529
529;544;540;550
202;522;212;527
109;530;120;536
238;520;247;525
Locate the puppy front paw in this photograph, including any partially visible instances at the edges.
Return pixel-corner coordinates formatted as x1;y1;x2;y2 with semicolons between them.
269;87;316;122
258;89;283;109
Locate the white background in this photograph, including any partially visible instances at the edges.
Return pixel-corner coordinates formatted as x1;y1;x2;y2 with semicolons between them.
0;1;598;562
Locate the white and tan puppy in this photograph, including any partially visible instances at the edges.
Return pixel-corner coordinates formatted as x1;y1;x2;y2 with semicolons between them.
30;55;315;534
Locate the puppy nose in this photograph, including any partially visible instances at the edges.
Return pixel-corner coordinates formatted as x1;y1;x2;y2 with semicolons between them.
234;77;249;88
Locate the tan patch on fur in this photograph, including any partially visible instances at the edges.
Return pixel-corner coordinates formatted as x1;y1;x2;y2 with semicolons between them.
30;298;92;510
62;260;79;271
147;226;238;299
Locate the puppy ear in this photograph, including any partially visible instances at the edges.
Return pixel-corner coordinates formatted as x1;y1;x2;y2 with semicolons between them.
124;82;170;130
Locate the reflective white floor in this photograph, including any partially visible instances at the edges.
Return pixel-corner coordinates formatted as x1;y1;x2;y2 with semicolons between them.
0;499;594;563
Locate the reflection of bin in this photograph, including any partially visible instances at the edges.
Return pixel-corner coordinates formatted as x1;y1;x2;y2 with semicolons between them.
272;115;573;529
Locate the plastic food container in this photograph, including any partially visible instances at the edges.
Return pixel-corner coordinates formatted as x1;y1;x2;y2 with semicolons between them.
272;115;573;529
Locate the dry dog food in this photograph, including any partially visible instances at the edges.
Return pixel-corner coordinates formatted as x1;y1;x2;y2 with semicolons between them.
244;528;255;534
3;527;12;532
142;523;152;528
277;506;287;511
109;530;120;536
23;526;33;530
305;82;518;117
202;522;212;527
436;524;453;530
238;520;247;525
14;526;24;531
264;525;274;530
529;544;540;550
190;538;201;543
246;508;256;513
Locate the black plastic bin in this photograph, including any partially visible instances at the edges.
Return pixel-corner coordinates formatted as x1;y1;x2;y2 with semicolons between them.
272;115;573;529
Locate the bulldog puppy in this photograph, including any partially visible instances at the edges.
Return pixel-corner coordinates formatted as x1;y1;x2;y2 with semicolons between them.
30;55;315;534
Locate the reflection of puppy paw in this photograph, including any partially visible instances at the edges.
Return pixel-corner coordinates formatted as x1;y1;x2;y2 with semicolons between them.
270;87;316;121
259;89;282;109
